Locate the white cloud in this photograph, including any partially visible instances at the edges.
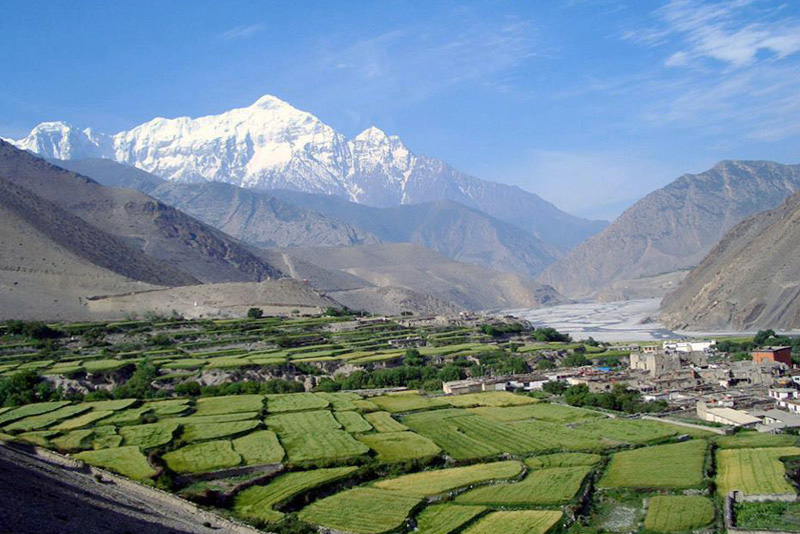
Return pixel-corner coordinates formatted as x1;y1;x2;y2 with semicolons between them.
629;0;800;68
218;24;265;41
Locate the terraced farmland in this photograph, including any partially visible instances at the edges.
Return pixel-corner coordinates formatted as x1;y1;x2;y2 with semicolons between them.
456;465;592;506
298;487;423;534
600;439;708;489
644;495;715;533
463;510;563;534
415;504;487;534
717;447;800;496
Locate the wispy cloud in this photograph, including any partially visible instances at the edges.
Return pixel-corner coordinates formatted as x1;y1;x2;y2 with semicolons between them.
310;14;539;105
612;0;800;143
626;0;800;68
218;24;264;41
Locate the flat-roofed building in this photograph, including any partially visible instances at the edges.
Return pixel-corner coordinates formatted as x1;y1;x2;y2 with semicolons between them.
753;346;792;367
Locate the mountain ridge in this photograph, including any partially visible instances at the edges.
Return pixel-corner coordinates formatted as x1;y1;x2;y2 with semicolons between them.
538;160;800;298
11;94;605;248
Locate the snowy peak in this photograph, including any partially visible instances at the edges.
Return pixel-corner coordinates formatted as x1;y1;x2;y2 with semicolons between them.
13;121;112;160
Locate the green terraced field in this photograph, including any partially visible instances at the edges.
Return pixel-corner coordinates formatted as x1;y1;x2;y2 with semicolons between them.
462;510;563;534
232;430;285;465
4;404;89;432
279;428;370;463
194;395;264;415
358;431;441;462
600;440;707;489
456;465;592;506
525;452;603;469
415;504;487;534
52;429;94;451
119;421;180;449
714;432;799;449
233;466;358;522
75;446;158;480
334;411;372;433
373;461;523;496
469;403;602;423
180;420;260;442
162;440;242;474
266;410;341;434
573;418;680;445
51;410;114;431
644;495;715;533
298;487;423;534
266;392;329;413
717;447;800;496
444;391;537;408
364;411;408;432
369;393;448;413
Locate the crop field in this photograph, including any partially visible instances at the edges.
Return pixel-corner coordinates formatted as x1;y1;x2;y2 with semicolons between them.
119;421;180;449
75;446;158;480
370;393;449;413
573;418;683;445
600;439;707;489
334;411;373;433
266;392;329;413
180;420;260;442
233;466;358;522
644;495;714;533
162;440;243;474
462;510;563;534
456;465;592;506
717;447;800;496
373;460;522;496
364;411;408;432
444;391;537;408
231;430;284;464
298;487;423;534
194;394;264;415
714;432;798;449
525;452;602;469
357;431;441;462
470;403;602;423
415;504;487;534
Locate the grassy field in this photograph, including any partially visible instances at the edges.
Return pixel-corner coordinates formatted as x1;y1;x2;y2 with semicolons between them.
415;504;487;534
119;421;180;449
364;411;408;432
734;501;800;531
75;446;158;480
51;410;113;431
4;404;89;431
456;465;591;506
233;466;358;522
298;487;423;534
525;452;602;469
373;461;522;496
180;420;260;442
52;428;94;451
370;394;448;413
715;432;798;449
717;447;800;496
280;429;370;463
573;418;681;445
600;440;707;489
358;431;441;462
644;495;714;533
470;403;602;423
444;391;537;408
266;410;341;434
462;510;563;534
194;395;264;416
335;411;373;433
266;392;329;413
231;430;285;465
162;440;242;474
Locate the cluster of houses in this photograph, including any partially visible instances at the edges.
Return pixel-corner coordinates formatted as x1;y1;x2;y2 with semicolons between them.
443;340;800;434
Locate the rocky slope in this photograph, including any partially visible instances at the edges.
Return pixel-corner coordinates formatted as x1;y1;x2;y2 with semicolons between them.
661;192;800;330
282;243;567;310
51;158;379;249
0;141;283;284
539;160;800;298
10;95;605;248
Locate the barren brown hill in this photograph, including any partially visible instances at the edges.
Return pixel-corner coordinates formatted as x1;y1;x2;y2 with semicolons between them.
51;158;380;249
539;160;800;298
0;141;283;284
661;192;800;331
282;243;567;310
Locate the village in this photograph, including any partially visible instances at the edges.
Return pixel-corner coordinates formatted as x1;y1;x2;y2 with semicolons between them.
443;339;800;434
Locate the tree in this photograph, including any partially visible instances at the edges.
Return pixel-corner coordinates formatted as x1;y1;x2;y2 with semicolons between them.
542;380;567;395
247;307;264;319
562;353;589;367
536;359;556;370
754;329;776;346
403;349;424;366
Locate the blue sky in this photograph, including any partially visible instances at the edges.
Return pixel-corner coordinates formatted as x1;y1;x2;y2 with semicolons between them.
2;0;799;219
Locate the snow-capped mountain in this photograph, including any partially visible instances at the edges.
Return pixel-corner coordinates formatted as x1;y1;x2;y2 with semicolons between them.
10;94;606;247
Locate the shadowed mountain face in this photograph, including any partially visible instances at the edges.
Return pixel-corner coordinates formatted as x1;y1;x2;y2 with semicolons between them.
279;243;568;311
50;158;379;249
661;192;800;331
539;160;800;298
0;141;283;284
13;95;606;249
53;158;563;278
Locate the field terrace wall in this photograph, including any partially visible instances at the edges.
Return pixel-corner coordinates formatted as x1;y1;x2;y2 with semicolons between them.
725;491;800;534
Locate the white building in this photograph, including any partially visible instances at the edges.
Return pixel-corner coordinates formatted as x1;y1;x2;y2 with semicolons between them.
663;340;716;353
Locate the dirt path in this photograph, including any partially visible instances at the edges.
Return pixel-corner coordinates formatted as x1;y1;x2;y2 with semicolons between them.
0;442;263;534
